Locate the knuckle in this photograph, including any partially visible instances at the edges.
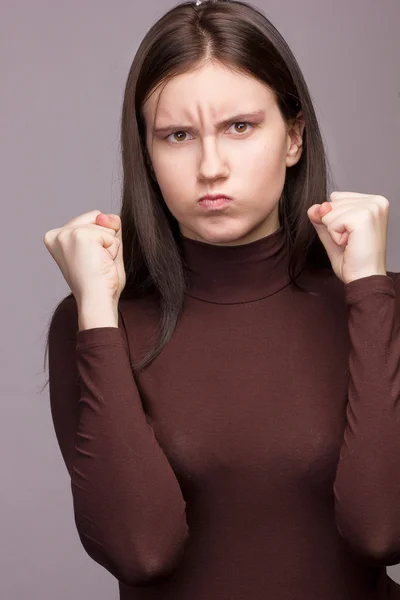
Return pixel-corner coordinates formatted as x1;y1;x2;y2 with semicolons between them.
370;204;380;216
363;210;375;223
110;214;121;227
379;196;390;209
70;227;86;240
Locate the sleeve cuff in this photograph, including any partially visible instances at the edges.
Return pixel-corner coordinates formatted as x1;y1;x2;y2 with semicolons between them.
76;326;127;348
344;274;395;305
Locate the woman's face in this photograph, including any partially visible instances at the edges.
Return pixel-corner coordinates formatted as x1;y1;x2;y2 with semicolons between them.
142;61;304;246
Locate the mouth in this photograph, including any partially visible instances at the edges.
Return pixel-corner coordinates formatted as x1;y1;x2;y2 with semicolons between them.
198;197;232;210
198;195;233;211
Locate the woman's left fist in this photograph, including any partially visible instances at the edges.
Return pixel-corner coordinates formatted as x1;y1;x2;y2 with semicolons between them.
307;191;389;284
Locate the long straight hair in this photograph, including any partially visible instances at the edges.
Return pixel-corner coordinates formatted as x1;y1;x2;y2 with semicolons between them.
41;0;336;390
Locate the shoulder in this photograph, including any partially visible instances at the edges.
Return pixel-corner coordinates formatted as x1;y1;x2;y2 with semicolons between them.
389;270;400;286
388;271;400;321
48;288;160;344
380;270;400;297
296;267;400;313
49;293;78;330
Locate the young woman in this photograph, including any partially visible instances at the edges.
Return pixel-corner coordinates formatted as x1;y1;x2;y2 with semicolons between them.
42;0;400;598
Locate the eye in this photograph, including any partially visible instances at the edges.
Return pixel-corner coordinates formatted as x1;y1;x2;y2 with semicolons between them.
167;131;193;143
228;122;253;135
165;121;254;144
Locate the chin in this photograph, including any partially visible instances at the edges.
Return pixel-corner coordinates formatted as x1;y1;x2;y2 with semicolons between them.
183;222;256;246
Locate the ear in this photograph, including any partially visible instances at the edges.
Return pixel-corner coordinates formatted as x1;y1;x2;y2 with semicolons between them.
286;110;305;168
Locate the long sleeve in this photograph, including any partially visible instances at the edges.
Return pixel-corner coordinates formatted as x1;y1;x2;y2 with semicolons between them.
333;272;400;565
48;296;189;586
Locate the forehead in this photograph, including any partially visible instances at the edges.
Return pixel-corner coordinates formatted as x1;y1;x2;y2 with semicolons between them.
142;62;275;125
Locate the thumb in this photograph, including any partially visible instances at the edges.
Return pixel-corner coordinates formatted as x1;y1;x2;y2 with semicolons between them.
307;203;346;256
96;213;121;235
307;203;334;241
307;202;331;225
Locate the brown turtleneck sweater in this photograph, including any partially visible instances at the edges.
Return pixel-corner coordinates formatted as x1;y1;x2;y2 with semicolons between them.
48;225;400;599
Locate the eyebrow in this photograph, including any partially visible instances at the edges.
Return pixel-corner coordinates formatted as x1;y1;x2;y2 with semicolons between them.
153;110;266;134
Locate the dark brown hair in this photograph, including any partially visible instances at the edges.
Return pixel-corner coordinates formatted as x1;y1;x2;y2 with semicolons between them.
41;0;336;391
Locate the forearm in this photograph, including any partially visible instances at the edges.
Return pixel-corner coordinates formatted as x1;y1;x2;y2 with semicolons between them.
49;298;189;586
334;274;400;563
72;328;189;584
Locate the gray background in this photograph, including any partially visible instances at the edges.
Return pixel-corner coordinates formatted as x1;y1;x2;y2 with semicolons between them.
2;0;399;598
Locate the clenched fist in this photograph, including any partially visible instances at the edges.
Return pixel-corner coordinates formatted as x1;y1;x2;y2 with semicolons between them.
43;210;126;305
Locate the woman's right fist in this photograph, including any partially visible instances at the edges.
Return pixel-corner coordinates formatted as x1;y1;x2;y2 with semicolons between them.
43;210;126;305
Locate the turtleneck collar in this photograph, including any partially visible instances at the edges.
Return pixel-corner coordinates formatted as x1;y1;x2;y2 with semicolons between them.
179;225;292;304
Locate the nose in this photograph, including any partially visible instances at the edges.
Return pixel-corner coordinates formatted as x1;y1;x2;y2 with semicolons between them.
197;138;229;181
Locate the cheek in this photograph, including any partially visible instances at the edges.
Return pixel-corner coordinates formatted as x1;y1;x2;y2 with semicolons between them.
242;142;287;188
253;137;286;166
153;143;195;184
152;158;193;217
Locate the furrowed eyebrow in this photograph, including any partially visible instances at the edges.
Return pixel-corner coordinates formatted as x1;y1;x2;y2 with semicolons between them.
153;110;266;134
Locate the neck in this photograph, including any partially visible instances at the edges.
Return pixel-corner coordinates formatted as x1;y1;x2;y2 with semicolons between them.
179;226;292;304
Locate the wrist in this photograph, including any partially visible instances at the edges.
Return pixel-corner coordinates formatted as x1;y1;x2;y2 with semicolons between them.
77;296;119;330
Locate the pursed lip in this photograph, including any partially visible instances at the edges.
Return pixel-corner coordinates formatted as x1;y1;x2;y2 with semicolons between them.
198;194;232;202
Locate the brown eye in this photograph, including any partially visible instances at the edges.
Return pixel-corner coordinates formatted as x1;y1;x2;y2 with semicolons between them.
234;122;247;132
173;131;187;142
230;122;254;135
166;131;192;143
